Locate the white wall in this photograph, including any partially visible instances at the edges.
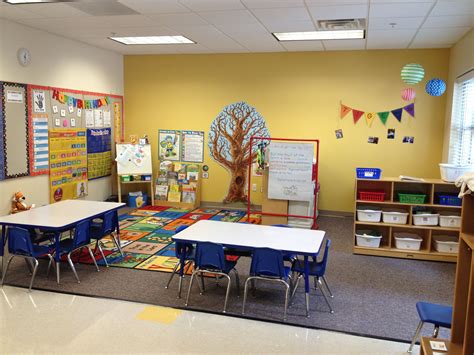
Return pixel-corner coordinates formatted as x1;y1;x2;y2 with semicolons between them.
0;18;123;215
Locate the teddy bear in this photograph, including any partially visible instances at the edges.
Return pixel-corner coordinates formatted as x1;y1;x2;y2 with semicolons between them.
11;191;35;214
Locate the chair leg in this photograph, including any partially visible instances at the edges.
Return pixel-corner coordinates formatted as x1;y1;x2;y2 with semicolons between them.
28;258;39;292
46;254;56;278
290;274;302;302
242;277;252;315
185;268;198;307
223;274;231;313
283;281;290;321
165;262;179;289
111;232;124;256
1;256;14;286
67;252;80;284
97;241;109;267
87;247;100;272
233;268;240;295
321;276;333;298
199;271;205;294
408;320;424;353
318;277;334;314
433;325;440;338
24;258;33;275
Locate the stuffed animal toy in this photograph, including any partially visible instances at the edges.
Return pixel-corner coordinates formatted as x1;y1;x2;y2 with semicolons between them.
11;191;35;214
455;172;474;197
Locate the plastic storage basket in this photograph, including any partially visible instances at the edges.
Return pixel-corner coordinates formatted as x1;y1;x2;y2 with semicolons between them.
398;193;427;204
394;232;423;250
356;168;382;180
358;190;386;202
382;209;409;225
413;213;439;226
433;235;459;254
437;194;462;207
439;212;461;228
357;206;382;222
355;229;382;248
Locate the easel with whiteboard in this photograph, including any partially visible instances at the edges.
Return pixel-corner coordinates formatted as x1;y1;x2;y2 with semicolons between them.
115;143;154;205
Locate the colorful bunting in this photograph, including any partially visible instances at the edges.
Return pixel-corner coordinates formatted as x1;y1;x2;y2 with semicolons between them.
403;103;415;117
391;108;403;122
365;112;376;127
352;109;364;124
378;112;390;125
52;89;110;109
340;104;352;118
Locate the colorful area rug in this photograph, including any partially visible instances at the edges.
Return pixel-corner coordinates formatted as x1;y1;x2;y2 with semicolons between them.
71;206;261;273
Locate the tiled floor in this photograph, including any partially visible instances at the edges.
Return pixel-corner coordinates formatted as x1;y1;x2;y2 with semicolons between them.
0;285;417;354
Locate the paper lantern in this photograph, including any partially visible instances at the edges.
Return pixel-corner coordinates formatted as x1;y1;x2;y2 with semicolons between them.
401;88;416;101
401;63;425;84
426;78;446;97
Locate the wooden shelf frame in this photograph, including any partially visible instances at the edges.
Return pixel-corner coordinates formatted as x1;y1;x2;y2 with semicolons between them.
353;177;461;263
117;174;155;206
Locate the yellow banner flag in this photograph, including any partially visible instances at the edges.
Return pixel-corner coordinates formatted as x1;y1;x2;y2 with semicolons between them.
365;112;376;127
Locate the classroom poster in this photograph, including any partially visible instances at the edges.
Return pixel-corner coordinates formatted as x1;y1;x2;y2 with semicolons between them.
49;129;88;203
31;116;49;174
158;129;180;161
181;130;204;163
87;128;112;180
0;83;4;180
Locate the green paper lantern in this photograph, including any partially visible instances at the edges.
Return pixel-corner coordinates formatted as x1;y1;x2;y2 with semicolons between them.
401;63;425;85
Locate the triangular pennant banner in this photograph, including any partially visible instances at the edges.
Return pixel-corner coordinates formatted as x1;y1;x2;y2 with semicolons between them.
340;104;352;119
352;109;364;124
378;111;390;125
403;103;415;117
365;112;376;127
391;108;403;122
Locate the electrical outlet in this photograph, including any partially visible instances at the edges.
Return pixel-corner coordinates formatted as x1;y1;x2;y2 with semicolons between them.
252;183;257;191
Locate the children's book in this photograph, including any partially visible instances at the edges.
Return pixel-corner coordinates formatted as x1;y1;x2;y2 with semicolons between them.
168;191;181;202
182;191;196;203
155;185;169;201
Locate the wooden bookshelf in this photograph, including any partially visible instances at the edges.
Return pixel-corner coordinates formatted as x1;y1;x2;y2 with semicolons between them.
353;177;461;263
154;176;201;210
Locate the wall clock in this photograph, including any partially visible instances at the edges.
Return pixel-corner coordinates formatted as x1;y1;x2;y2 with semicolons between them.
17;48;31;67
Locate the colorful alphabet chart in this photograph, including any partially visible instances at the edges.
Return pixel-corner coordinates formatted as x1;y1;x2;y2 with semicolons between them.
49;129;88;203
87;128;112;180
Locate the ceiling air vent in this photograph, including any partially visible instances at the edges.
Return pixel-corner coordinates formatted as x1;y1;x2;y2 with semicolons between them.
316;18;366;31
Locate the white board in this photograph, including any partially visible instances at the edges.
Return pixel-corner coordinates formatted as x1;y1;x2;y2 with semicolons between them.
115;143;152;175
268;142;314;201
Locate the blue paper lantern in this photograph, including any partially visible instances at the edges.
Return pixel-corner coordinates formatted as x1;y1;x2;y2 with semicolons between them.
425;78;446;97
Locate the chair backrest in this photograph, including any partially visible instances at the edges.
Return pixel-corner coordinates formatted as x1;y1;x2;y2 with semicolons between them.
195;242;226;271
8;227;34;256
101;211;117;236
271;224;292;228
318;239;331;275
174;225;193;259
250;248;286;278
72;220;91;249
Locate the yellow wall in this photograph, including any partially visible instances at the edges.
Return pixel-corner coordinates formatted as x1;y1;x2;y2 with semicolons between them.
124;49;449;212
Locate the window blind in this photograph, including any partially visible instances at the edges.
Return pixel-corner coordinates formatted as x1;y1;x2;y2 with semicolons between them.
449;73;474;165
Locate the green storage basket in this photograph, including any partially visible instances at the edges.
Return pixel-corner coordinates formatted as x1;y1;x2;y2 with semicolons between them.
398;193;426;204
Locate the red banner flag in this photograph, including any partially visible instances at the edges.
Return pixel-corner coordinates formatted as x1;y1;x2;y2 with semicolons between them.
352;109;364;124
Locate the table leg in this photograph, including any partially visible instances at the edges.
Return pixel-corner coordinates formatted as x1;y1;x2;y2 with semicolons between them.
54;231;61;284
0;226;6;278
304;255;310;317
177;251;186;298
115;211;124;256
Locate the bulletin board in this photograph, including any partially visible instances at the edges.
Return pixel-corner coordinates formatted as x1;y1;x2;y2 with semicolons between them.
49;129;88;203
28;85;51;175
0;83;4;181
87;128;112;180
2;82;29;178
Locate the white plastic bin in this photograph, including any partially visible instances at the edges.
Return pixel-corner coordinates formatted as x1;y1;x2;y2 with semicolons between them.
394;232;423;250
433;235;459;254
439;163;473;182
439;212;461;228
382;209;409;225
356;206;382;222
355;229;382;248
413;213;439;226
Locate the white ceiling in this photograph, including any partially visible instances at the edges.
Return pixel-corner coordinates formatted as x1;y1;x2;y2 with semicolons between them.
0;0;472;54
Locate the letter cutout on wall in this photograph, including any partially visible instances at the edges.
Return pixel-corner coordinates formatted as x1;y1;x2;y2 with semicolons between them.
208;101;270;203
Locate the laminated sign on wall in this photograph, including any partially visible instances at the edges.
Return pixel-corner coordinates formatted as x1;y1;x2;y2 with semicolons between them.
268;142;314;201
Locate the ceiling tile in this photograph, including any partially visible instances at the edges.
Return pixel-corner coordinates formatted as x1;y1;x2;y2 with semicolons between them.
0;5;41;20
369;3;433;18
16;3;89;18
198;10;260;26
74;26;179;39
370;0;434;3
423;15;474;28
241;0;305;8
261;20;316;33
369;17;425;30
148;12;209;27
117;0;190;14
96;15;159;27
307;4;368;20
250;7;312;24
412;26;471;45
366;29;416;48
323;38;366;50
305;0;368;4
409;42;451;49
178;0;245;12
430;1;474;16
280;41;325;51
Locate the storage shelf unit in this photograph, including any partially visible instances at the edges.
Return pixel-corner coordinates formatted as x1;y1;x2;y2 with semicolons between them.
353;177;461;263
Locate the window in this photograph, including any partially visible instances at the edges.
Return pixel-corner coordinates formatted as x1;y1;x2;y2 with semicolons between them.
449;72;474;165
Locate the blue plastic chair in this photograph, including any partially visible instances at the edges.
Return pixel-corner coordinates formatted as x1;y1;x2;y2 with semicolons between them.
242;247;292;320
165;225;198;298
291;239;334;313
47;220;99;283
407;302;453;352
1;227;55;292
185;242;240;313
89;211;122;266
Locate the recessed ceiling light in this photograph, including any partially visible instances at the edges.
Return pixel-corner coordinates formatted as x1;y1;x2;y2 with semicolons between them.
273;30;365;41
4;0;74;4
109;36;195;45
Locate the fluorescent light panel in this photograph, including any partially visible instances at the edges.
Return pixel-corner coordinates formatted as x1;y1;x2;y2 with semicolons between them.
109;35;195;45
273;30;365;41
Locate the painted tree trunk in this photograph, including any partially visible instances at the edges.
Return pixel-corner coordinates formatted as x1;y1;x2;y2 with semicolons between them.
224;166;248;203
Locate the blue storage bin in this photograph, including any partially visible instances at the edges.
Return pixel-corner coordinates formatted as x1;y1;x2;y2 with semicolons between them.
356;168;382;179
128;193;148;208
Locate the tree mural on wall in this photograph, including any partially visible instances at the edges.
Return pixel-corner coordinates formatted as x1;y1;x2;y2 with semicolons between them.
209;101;270;203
